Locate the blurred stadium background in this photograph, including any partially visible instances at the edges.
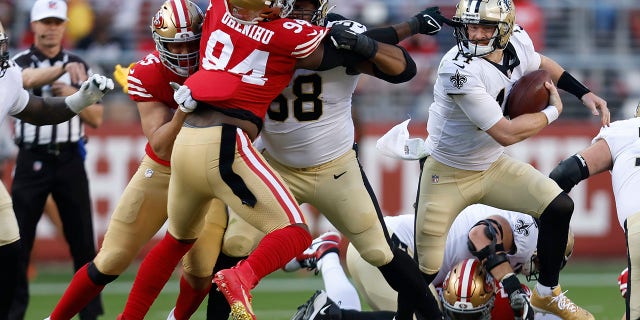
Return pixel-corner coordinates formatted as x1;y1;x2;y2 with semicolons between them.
0;0;636;318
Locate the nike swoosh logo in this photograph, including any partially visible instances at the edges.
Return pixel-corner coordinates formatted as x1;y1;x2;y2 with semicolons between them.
427;19;438;29
319;305;331;316
333;171;347;179
453;63;465;69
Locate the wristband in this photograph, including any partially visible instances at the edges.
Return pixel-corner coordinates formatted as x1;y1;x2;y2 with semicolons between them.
407;16;420;35
557;71;590;99
541;105;559;124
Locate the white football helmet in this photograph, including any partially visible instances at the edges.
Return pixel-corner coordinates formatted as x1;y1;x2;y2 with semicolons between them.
522;229;574;281
289;0;330;26
452;0;515;57
226;0;294;25
151;0;204;77
0;22;9;78
441;259;495;320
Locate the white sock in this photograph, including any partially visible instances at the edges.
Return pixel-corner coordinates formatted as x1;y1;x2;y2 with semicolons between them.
535;282;554;297
318;252;362;311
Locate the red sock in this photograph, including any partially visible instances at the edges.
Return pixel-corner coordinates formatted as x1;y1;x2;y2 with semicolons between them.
50;264;104;320
244;225;311;279
174;275;212;320
122;232;194;320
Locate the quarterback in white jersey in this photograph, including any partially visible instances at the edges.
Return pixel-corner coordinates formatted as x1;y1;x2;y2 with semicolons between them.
415;0;608;318
0;21;112;319
549;103;640;319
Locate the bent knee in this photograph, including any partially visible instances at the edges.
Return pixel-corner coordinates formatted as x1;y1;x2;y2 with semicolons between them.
222;235;259;257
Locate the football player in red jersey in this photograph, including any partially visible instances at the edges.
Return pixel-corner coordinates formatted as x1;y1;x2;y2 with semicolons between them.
117;0;447;319
44;1;231;320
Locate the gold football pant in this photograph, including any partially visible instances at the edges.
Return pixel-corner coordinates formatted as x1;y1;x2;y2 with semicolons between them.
415;154;562;275
93;155;227;278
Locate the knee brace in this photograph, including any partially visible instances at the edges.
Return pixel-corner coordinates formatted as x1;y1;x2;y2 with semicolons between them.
467;219;508;272
549;154;590;193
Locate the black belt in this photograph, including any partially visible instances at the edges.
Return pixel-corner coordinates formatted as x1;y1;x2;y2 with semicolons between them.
21;142;78;156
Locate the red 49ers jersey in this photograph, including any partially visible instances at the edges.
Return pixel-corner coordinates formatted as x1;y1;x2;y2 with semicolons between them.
127;51;188;166
186;0;328;119
127;51;187;109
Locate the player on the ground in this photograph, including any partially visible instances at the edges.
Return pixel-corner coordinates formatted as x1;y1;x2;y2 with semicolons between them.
0;21;112;320
116;0;439;319
412;0;608;318
290;204;571;320
548;102;640;319
44;2;230;320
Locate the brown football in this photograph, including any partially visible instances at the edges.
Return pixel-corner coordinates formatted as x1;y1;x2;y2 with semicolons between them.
505;69;552;119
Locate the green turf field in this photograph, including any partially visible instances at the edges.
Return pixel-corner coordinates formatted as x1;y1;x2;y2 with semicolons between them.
25;259;625;319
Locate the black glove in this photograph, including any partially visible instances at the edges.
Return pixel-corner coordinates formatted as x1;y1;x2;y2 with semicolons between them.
409;7;462;35
329;24;378;59
509;290;535;320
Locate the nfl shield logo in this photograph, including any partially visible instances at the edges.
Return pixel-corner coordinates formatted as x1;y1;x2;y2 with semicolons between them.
144;168;154;178
431;175;439;183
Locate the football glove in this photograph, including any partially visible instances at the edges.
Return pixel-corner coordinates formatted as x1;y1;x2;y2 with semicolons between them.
170;82;198;113
65;74;114;113
509;289;535;320
409;6;462;35
329;24;378;59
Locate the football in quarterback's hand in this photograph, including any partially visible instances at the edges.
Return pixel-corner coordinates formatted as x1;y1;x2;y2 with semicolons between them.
505;69;552;119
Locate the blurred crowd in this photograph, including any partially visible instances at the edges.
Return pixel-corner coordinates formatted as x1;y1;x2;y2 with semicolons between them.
2;0;640;124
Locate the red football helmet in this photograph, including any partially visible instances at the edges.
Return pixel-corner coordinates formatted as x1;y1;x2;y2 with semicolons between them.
441;258;495;320
151;0;204;77
226;0;294;24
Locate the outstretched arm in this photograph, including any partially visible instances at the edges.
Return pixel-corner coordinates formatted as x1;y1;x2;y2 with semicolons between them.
14;74;113;125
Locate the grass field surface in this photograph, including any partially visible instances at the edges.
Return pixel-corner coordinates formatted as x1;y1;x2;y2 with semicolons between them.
25;259;625;320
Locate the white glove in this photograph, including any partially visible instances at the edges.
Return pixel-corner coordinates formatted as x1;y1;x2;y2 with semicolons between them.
65;74;114;113
170;82;198;113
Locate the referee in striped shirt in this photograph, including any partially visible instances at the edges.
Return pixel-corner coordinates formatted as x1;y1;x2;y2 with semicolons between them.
8;1;103;319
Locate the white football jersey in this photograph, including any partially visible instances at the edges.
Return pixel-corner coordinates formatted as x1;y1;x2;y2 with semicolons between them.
426;26;541;170
592;117;640;229
260;17;364;168
384;204;538;287
0;63;29;124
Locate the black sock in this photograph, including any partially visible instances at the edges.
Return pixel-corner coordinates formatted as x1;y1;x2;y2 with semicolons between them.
206;253;245;319
537;193;573;287
377;248;441;320
342;309;395;320
0;240;21;319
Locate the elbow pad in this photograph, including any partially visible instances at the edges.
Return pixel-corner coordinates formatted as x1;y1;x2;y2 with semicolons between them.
549;154;590;193
372;46;416;84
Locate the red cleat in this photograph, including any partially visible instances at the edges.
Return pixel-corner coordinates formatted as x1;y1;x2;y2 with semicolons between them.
214;264;257;320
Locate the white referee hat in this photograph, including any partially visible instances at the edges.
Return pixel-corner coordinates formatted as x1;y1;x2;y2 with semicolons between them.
31;0;68;22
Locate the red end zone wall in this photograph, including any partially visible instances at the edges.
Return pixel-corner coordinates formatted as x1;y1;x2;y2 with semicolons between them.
8;120;623;261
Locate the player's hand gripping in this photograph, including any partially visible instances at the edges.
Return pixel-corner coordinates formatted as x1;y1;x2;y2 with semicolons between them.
65;74;114;113
170;82;198;113
410;7;462;35
509;290;535;320
329;24;378;59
